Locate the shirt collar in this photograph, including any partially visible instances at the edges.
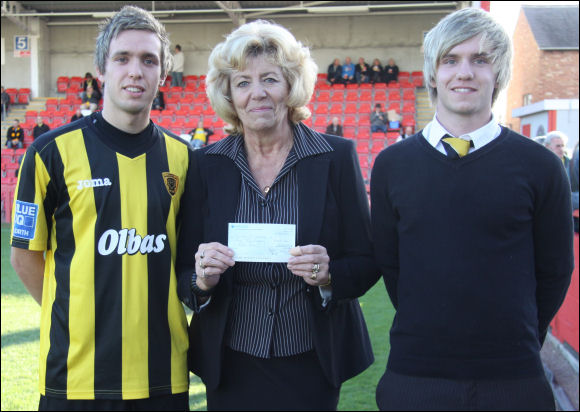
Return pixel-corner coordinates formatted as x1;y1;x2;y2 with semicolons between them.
424;113;502;150
206;122;334;160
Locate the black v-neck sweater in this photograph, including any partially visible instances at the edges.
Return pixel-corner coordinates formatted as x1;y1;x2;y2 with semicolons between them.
370;127;574;379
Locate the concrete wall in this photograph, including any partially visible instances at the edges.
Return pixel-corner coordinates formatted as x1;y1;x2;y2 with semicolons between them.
1;18;32;91
2;13;446;97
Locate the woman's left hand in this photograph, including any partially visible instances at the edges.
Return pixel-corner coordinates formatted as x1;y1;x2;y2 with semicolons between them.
287;245;330;286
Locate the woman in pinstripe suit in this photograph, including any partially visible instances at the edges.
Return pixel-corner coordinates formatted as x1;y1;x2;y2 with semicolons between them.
177;20;379;411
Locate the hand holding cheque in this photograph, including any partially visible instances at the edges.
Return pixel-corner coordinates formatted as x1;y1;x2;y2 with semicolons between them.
195;223;330;290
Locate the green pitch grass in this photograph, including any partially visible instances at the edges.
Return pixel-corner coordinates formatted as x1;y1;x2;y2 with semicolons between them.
1;223;394;410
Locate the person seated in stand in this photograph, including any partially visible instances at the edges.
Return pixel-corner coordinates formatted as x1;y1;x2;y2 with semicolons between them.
152;89;165;110
189;120;214;149
325;116;343;137
341;57;355;85
70;108;83;123
82;72;101;95
384;58;399;84
370;58;384;84
327;58;343;85
355;57;371;84
80;85;101;114
32;116;50;140
396;125;414;142
371;103;388;134
6;119;24;149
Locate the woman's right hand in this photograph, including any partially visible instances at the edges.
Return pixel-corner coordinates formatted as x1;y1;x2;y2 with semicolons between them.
195;242;235;290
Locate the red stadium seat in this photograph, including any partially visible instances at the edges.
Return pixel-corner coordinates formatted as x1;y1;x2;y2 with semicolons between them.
25;110;38;124
343;114;357;126
358;155;369;169
57;76;69;93
329;103;343;114
359;103;372;113
371;140;386;153
316;90;330;102
403;90;415;101
345;91;359;102
315;104;328;115
388;91;401;101
314;116;328;127
5;88;18;104
374;90;387;102
331;91;344;102
356;140;370;154
344;103;357;114
18;88;31;104
359;91;372;101
160;110;174;123
402;103;416;114
46;98;59;111
402;115;416;127
358;128;370;139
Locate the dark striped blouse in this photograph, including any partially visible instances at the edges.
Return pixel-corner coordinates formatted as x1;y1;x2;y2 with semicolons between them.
206;123;333;358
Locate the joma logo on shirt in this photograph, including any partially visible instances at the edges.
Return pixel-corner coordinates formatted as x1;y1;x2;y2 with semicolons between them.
98;229;167;256
77;178;112;190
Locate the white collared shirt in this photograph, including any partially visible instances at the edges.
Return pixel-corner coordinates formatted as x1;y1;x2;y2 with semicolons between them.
423;114;502;156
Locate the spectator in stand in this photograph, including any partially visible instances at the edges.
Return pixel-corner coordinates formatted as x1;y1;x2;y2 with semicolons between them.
33;116;50;140
355;57;371;84
544;131;570;172
371;103;388;134
80;84;101;114
6;119;24;149
325;116;343;137
171;44;184;87
384;58;399;84
370;58;384;84
189;120;214;149
327;58;343;85
1;86;10;120
396;125;414;142
152;89;165;110
70;108;83;123
342;57;355;85
82;72;101;95
371;8;573;410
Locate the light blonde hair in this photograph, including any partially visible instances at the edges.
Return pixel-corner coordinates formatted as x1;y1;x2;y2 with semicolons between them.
423;7;512;105
206;20;317;135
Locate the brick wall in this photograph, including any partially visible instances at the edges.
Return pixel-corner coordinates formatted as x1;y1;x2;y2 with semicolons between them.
505;10;579;132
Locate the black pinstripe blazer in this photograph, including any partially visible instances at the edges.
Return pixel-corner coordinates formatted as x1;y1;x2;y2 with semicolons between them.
177;125;378;390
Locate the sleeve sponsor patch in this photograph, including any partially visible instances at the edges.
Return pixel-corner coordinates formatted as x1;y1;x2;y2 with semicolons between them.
13;200;39;240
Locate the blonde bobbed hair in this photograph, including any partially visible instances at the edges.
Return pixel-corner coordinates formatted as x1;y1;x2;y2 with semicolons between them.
206;20;318;135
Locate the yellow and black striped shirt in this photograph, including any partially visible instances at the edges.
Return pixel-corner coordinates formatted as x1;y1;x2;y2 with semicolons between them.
10;113;191;400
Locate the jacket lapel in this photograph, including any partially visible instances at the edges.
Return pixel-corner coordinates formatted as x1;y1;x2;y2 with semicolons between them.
205;159;240;243
297;156;330;245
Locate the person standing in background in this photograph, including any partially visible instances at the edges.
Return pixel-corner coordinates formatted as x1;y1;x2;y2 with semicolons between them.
171;44;184;87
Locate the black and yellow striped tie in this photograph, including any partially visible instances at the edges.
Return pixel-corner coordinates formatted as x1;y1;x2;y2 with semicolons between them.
441;134;473;159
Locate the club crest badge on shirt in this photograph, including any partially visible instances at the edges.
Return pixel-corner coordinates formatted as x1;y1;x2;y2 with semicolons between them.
162;172;179;196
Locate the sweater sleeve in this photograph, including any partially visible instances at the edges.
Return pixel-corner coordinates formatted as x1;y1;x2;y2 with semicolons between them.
370;149;399;309
533;150;574;344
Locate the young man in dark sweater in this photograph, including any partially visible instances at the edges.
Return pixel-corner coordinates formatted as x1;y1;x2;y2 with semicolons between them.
371;8;574;410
